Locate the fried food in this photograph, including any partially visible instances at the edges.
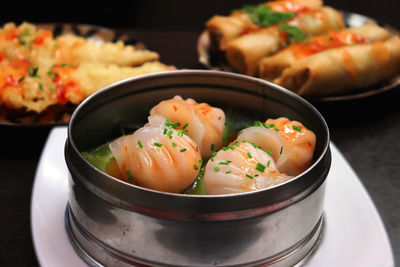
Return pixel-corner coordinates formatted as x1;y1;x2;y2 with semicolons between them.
0;22;175;113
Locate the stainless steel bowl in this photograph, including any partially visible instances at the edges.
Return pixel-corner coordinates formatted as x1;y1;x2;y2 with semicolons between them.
64;70;331;266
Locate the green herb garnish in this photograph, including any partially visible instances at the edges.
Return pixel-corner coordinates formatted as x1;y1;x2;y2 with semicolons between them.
180;148;187;152
27;66;39;78
292;125;302;132
264;149;272;156
125;171;134;181
138;140;143;148
165;118;180;129
279;24;306;44
154;142;163;147
242;4;295;27
256;162;266;173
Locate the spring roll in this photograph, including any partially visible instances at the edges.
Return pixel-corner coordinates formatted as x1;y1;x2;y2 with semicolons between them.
259;24;391;81
206;0;323;51
226;6;345;76
274;36;400;96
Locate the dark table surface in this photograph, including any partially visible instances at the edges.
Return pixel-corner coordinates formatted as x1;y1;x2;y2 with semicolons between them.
1;1;400;266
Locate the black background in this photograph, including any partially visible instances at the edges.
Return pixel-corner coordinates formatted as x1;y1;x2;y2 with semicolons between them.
1;1;400;266
2;1;400;31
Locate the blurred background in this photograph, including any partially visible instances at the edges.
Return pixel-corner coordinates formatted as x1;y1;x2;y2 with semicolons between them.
1;0;399;31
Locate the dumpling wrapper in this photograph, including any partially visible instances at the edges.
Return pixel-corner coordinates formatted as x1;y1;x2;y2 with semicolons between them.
150;95;225;159
109;115;202;193
236;117;316;176
204;142;291;195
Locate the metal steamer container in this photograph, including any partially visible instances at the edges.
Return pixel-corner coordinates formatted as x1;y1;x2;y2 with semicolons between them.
65;70;331;267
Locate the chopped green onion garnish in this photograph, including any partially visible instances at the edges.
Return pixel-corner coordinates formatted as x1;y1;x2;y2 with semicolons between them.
138;140;143;148
225;171;232;174
49;85;55;91
165;118;180;129
18;76;25;83
235;141;240;147
39;83;43;90
182;123;188;129
28;66;39;77
280;146;283;155
163;128;167;134
267;160;271;167
247;152;252;158
256;162;266;172
167;129;173;139
292;125;302;132
211;144;215;151
264;149;272;156
194;164;199;171
246;174;253;179
214;167;220;172
180;148;187;152
172;142;178;147
210;152;217;161
154;142;163;147
219;160;232;165
218;116;222;120
125;171;133;181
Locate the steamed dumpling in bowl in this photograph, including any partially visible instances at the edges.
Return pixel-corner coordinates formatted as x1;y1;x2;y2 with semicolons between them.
236;117;316;175
149;95;226;159
203;141;291;195
109;115;202;193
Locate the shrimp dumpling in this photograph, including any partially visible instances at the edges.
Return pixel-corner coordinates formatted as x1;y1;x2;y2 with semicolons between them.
150;95;225;159
203;142;291;195
236;117;316;175
109;115;202;193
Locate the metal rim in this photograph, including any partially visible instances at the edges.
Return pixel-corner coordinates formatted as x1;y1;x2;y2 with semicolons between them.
65;205;326;267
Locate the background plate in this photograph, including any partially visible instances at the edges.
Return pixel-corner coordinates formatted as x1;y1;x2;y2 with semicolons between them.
0;23;140;127
197;11;400;102
31;127;394;267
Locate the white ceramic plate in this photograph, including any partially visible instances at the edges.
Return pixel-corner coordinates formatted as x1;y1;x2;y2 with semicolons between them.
31;126;395;267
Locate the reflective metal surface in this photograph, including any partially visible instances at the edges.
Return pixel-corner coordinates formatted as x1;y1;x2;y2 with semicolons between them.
65;70;331;266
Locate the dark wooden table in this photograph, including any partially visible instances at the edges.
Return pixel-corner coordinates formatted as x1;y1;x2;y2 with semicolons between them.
1;1;399;266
